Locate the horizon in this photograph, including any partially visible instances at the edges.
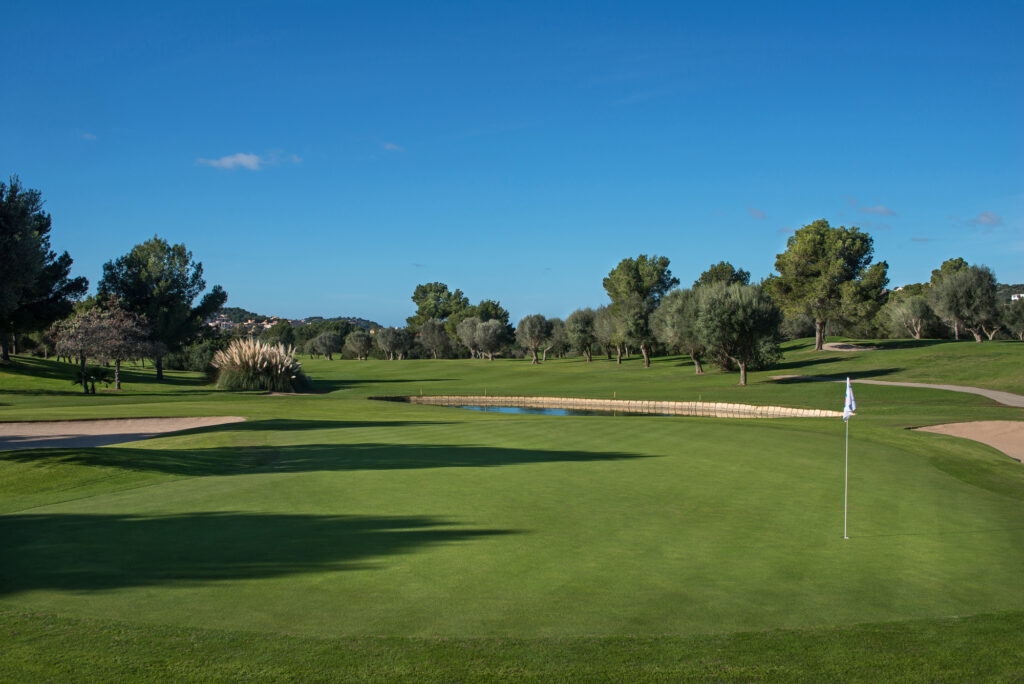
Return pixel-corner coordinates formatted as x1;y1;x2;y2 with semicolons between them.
4;2;1021;326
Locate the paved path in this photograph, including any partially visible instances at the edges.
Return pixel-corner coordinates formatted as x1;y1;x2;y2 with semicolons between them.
772;376;1024;408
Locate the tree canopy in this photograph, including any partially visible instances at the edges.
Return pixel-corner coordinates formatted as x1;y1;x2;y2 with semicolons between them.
652;288;706;374
929;265;1000;342
407;282;468;331
696;284;782;385
1;176;88;360
770;219;887;350
515;314;552;364
602;254;679;367
694;261;751;288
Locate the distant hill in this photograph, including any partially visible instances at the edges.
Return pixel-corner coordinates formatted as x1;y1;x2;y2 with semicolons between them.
216;308;379;330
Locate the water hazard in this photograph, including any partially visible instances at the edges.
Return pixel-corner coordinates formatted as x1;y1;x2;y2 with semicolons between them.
452;405;668;417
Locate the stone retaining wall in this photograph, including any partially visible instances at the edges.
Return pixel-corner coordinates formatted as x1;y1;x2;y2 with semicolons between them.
379;395;843;419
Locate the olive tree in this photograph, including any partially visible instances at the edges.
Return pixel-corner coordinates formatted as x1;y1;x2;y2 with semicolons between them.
652;288;706;374
375;326;413;360
313;331;343;360
1004;298;1024;341
566;308;596;362
593;305;625;362
343;329;371;360
474;319;506;360
929;265;1000;342
542;317;567;361
456;317;481;358
418;318;448;359
697;284;782;386
516;314;552;364
881;295;935;339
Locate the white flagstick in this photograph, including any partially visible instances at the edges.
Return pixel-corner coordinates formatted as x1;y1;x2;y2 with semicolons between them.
844;417;849;540
842;377;856;540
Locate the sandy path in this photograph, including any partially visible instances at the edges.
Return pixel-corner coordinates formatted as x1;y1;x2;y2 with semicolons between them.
771;376;1024;408
914;421;1024;463
0;416;246;451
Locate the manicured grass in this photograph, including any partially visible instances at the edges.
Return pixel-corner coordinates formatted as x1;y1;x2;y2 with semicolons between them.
1;339;1022;678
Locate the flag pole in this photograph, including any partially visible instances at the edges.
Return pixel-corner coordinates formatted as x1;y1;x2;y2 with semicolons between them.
843;417;849;540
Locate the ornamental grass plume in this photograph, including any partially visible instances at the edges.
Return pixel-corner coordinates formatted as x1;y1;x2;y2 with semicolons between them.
212;337;309;392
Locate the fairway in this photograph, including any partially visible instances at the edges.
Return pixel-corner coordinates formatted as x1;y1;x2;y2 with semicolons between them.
2;340;1024;678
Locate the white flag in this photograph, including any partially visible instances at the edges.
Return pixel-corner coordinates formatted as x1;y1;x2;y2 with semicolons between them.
843;377;857;422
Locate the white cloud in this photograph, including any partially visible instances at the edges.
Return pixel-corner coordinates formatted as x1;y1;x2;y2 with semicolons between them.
197;153;264;170
81;132;97;140
860;204;896;216
748;207;766;220
196;151;302;171
382;142;404;152
970;211;1003;227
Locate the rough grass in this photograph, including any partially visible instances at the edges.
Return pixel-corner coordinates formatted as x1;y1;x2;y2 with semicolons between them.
1;338;1022;678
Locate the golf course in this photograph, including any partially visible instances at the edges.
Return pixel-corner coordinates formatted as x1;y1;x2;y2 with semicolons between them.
1;338;1022;680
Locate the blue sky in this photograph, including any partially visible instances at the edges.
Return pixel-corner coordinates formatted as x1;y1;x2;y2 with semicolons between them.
3;1;1021;325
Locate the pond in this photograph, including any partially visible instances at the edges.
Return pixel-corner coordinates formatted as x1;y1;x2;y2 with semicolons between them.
452;405;670;417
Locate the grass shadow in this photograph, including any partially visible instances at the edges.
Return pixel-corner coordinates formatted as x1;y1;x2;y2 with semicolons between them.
0;512;519;595
1;442;655;476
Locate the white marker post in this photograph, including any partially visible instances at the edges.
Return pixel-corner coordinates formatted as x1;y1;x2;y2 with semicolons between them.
842;377;857;540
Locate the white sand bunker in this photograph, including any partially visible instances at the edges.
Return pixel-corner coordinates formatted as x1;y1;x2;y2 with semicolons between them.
822;342;882;351
0;416;245;451
915;421;1024;463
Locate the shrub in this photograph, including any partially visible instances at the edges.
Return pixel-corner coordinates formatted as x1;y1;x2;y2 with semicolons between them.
212;337;309;392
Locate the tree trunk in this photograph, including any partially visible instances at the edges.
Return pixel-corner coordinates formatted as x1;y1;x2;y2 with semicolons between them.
542;346;551;362
968;328;983;343
432;350;437;359
640;343;651;368
605;347;612;360
530;348;539;364
983;325;1001;341
625;345;631;359
80;355;89;394
488;352;494;361
814;320;825;351
115;359;122;390
0;329;9;361
691;350;704;375
615;345;622;364
155;355;164;381
953;321;960;340
737;359;747;386
584;347;592;362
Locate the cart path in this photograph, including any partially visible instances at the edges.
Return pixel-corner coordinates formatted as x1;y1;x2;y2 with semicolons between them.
771;376;1024;408
0;416;246;451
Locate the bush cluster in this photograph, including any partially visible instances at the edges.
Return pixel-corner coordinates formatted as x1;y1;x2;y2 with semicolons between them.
211;337;309;392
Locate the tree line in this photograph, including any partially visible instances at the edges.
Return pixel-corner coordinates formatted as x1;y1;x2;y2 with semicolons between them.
4;175;1023;391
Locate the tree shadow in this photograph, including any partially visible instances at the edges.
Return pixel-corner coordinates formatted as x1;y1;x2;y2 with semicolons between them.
770;368;903;383
307;378;457;393
1;442;655;476
0;512;519;595
0;357;79;382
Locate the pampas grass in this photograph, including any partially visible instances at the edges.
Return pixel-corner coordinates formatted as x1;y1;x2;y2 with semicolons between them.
212;337;309;392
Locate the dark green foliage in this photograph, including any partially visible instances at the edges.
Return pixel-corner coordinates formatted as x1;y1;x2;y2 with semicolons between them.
930;257;969;285
603;254;679;367
164;338;228;373
407;282;468;331
881;295;938;339
261;320;296;347
1004;298;1024;340
693;261;751;288
770;219;887;350
0;176;88;361
98;236;227;379
543;317;568;360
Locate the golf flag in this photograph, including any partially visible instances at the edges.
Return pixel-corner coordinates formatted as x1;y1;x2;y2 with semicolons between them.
843;378;856;422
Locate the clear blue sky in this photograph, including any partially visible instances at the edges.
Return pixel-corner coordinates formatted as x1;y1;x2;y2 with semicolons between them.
3;1;1021;325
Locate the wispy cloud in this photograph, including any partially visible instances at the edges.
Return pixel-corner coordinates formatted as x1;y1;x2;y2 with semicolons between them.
776;226;794;235
196;151;301;171
844;195;858;207
81;132;97;141
382;142;404;152
748;207;766;220
969;211;1003;227
860;204;896;216
911;237;935;243
197;153;265;170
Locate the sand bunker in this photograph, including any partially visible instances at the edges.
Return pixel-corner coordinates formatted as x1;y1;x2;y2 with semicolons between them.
914;421;1024;463
822;342;882;351
0;416;245;451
